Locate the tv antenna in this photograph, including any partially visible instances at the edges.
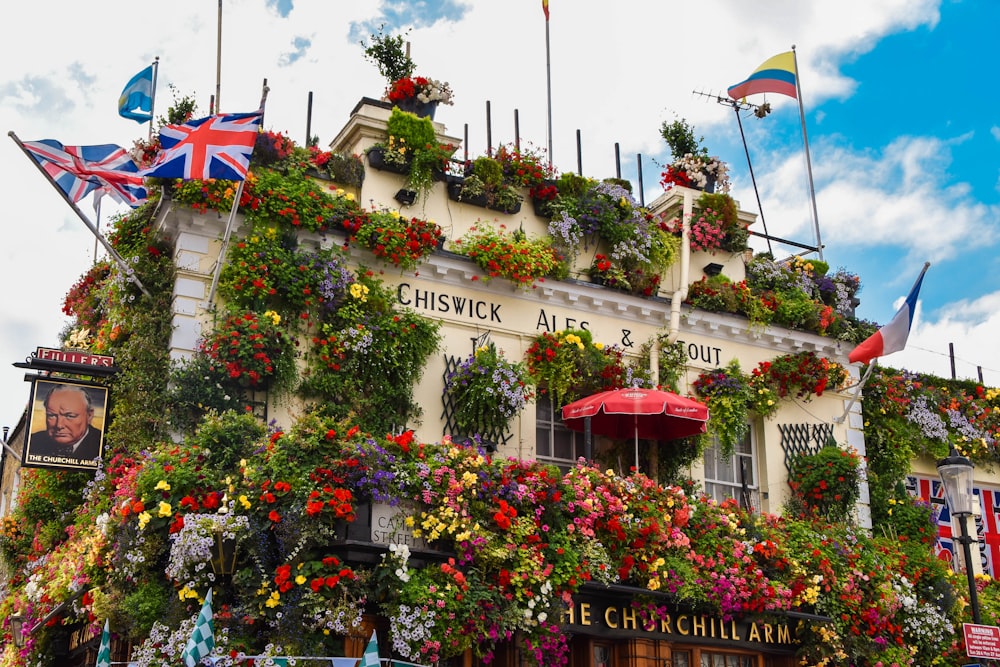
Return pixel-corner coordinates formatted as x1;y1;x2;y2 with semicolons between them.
693;89;774;257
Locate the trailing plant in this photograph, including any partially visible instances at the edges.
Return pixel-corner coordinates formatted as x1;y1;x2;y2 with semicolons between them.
693;360;754;457
445;342;534;439
357;209;443;270
453;222;566;288
787;440;863;522
198;308;297;394
525;329;623;406
300;271;441;434
753;351;847;401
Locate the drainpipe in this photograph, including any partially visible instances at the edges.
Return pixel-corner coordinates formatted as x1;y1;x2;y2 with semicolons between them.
651;189;694;386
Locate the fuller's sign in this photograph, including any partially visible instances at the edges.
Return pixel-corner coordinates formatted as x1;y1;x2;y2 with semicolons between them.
35;347;115;368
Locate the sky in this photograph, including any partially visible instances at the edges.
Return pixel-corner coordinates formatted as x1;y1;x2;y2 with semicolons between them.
0;0;998;433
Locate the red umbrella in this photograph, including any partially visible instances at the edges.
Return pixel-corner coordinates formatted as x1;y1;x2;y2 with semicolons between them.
561;387;710;471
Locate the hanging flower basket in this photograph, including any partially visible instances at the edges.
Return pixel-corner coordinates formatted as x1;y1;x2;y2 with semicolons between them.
367;146;410;176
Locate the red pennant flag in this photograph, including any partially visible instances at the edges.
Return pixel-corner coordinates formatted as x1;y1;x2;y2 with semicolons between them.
542;0;549;20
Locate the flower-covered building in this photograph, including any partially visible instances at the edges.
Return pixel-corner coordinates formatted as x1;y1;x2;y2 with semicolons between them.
2;91;1000;667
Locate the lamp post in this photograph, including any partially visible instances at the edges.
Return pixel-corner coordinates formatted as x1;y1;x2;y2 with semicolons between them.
9;615;24;648
937;447;982;624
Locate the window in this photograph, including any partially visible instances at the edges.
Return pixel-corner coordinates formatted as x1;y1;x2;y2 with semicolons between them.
699;652;756;667
535;396;586;468
703;427;759;512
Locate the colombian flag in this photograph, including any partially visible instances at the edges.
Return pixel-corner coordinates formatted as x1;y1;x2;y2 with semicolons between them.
542;0;549;20
728;51;797;100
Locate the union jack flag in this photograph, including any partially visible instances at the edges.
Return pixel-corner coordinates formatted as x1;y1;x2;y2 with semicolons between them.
142;110;262;181
21;140;147;207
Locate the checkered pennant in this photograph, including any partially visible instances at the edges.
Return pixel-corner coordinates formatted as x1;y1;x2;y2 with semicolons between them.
96;619;111;667
182;589;215;667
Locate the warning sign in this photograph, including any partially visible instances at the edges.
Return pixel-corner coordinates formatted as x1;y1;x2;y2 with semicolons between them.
964;623;1000;659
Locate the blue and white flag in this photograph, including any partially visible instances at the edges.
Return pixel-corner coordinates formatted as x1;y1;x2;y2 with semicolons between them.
96;620;111;667
181;589;215;667
360;630;380;667
119;65;155;123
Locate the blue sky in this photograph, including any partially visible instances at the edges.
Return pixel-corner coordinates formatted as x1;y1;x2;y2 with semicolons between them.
0;0;998;431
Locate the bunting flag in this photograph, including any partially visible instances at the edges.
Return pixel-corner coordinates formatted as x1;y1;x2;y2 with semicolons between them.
118;65;155;123
141;110;262;181
181;589;215;667
727;51;797;100
360;629;380;667
95;620;111;667
848;263;930;365
542;0;549;20
21;139;148;207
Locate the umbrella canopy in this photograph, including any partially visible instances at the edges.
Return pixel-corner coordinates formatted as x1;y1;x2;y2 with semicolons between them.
561;387;710;471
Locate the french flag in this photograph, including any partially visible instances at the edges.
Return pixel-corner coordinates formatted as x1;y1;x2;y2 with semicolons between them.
849;263;930;365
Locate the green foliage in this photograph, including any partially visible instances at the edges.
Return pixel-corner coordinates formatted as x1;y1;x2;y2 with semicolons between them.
453;222;566;288
659;116;706;159
445;343;534;440
692;360;753;457
99;205;176;455
158;83;198;126
219;222;347;320
787;441;863;522
524;329;621;406
300;272;441;434
186;410;267;472
361;24;415;85
245;168;360;232
121;579;174;637
380;108;454;200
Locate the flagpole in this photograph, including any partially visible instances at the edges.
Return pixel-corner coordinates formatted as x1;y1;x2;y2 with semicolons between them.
833;359;876;424
544;2;553;167
94;196;101;264
791;45;823;261
207;180;244;307
149;57;160;142
215;0;223;113
8;131;151;298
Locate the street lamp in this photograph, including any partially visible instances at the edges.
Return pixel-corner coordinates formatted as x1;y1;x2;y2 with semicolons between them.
9;615;24;648
937;446;982;624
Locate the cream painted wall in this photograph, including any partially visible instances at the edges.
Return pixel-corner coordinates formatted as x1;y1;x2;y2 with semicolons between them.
153;101;869;524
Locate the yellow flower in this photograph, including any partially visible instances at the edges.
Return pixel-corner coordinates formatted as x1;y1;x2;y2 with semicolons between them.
264;310;281;326
137;511;151;530
239;495;252;510
157;501;172;518
265;591;281;608
346;192;356;201
594;342;604;350
349;283;370;302
295;575;307;585
155;480;171;491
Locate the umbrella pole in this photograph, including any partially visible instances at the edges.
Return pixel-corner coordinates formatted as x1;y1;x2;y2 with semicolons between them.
634;415;639;473
585;416;592;462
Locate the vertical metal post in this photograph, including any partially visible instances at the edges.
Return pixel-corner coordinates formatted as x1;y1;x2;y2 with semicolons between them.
614;143;621;179
305;91;313;147
486;101;492;156
576;129;582;176
959;513;983;624
514;109;520;152
637;154;644;207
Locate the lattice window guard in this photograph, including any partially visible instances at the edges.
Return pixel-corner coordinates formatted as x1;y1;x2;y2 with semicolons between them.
439;332;513;453
779;423;834;472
